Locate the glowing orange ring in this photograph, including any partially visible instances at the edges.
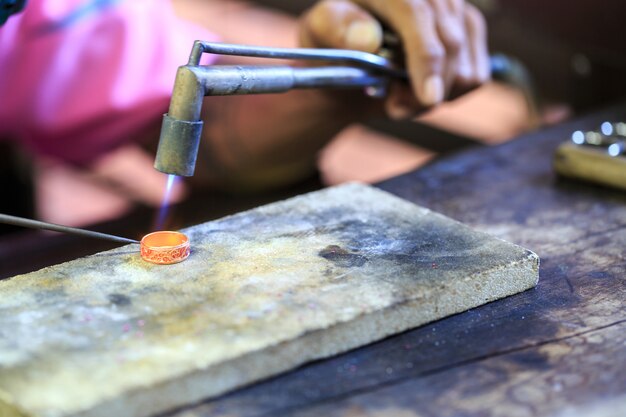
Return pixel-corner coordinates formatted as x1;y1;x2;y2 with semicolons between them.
140;231;190;265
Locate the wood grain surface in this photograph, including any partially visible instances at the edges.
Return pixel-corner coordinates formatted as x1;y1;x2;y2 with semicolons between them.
162;106;626;417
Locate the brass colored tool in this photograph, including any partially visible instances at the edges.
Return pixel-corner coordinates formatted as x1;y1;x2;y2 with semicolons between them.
0;213;139;244
554;122;626;191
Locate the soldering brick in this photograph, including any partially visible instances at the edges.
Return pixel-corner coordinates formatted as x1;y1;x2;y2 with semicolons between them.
0;183;539;417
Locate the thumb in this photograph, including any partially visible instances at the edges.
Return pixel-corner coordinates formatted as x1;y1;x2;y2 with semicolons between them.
300;0;383;53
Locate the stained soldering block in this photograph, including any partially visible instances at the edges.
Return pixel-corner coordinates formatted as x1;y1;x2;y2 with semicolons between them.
0;183;539;417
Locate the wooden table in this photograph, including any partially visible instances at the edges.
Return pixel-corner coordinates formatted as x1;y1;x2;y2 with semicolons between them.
1;104;624;416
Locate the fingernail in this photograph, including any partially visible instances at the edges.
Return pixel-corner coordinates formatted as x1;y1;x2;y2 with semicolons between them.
345;21;381;52
422;75;445;106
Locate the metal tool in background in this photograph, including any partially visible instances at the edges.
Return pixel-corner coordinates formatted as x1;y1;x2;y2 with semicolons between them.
554;122;626;191
154;41;529;178
0;213;140;244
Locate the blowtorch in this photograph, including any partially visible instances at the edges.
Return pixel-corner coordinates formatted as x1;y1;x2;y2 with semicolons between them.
154;41;525;178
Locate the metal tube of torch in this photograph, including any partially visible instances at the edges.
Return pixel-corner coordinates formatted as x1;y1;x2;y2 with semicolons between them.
154;42;524;178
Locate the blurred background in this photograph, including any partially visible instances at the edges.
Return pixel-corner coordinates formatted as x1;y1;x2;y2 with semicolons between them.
2;0;626;236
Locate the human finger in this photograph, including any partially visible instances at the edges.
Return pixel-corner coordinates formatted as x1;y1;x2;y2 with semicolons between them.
299;0;383;52
385;82;421;120
428;0;474;88
351;0;447;107
428;0;464;62
464;3;490;84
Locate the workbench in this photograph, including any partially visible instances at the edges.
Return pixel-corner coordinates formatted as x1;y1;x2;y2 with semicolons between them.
1;103;624;417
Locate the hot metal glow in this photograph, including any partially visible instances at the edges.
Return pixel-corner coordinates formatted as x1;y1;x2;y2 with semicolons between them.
140;231;190;265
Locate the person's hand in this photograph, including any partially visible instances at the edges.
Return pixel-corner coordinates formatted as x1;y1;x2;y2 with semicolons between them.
299;0;490;119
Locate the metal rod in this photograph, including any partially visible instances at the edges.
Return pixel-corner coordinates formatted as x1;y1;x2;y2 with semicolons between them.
188;41;407;78
188;41;517;82
190;65;387;96
0;214;140;245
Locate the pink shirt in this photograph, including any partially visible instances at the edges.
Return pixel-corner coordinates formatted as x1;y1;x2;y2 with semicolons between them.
0;0;217;164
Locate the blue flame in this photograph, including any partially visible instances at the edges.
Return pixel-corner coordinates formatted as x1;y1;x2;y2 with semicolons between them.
154;174;178;230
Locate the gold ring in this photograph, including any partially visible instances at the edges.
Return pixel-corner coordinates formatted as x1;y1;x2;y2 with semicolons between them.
140;231;190;265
